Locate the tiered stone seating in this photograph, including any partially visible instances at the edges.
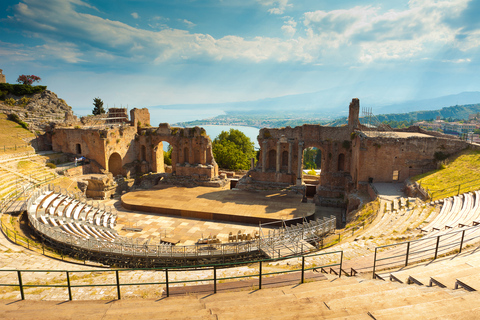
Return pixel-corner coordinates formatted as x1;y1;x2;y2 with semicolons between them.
30;189;119;244
381;250;480;291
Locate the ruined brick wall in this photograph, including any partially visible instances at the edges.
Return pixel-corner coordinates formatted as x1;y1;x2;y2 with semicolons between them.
130;108;150;127
0;69;5;84
52;128;107;168
351;133;468;187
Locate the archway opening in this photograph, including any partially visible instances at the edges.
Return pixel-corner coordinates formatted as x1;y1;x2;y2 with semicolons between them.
152;141;174;173
75;143;81;155
268;149;276;170
108;152;123;177
302;147;322;198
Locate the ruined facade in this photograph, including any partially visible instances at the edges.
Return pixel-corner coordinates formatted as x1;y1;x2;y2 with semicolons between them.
0;70;5;83
241;98;469;201
52;108;218;180
52;99;469;204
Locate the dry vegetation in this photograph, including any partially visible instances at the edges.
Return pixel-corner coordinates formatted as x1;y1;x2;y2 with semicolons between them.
0;113;35;154
412;148;480;199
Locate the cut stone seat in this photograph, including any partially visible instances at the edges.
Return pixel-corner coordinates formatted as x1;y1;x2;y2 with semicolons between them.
370;294;480;319
455;274;480;291
445;193;473;229
73;203;85;220
430;267;480;289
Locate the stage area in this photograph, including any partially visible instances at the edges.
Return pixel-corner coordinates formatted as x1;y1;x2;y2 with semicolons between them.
121;185;315;225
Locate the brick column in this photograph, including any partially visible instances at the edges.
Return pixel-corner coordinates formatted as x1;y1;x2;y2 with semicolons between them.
288;141;293;174
297;141;304;186
262;140;268;173
276;141;281;173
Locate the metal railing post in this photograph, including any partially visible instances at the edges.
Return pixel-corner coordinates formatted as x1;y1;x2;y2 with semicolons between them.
165;268;169;297
115;270;121;300
258;261;262;290
17;271;25;300
301;256;305;283
66;271;72;301
213;266;217;294
339;251;343;278
459;229;466;253
372;248;377;279
434;235;440;260
405;242;410;267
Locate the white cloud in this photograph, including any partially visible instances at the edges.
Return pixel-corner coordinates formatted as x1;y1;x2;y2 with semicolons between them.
281;17;297;37
6;0;480;67
179;19;196;28
257;0;292;15
131;12;139;19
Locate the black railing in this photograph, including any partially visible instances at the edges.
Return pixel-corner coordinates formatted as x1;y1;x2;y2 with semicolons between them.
372;224;480;279
0;250;344;301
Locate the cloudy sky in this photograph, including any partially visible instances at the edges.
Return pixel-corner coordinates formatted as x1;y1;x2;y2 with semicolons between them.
1;0;480;115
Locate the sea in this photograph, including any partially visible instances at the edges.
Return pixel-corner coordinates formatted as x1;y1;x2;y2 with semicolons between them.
149;107;260;151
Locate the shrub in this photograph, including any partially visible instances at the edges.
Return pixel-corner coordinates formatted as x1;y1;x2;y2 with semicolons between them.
20;96;30;106
4;98;16;106
434;151;448;161
307;169;317;175
46;163;56;169
0;83;46;96
7;113;28;129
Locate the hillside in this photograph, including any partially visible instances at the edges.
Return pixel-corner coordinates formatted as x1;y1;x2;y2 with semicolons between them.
412;149;480;200
0;85;73;133
0;113;36;154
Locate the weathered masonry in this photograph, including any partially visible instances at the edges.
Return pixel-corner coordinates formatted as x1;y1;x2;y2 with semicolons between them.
52;99;469;204
52;108;219;180
241;98;469;201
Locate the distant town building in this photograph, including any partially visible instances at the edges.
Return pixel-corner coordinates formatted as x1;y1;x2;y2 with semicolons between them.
443;122;476;135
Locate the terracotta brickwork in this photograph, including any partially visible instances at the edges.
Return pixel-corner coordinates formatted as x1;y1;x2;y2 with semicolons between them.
52;113;218;179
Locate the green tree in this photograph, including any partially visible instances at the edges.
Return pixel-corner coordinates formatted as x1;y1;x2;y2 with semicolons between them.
164;145;172;166
303;147;321;169
92;97;105;115
212;129;255;170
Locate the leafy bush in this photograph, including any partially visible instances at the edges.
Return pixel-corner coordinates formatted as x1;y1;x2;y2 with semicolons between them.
0;83;46;96
7;113;29;130
46;162;57;169
20;96;31;106
4;98;16;106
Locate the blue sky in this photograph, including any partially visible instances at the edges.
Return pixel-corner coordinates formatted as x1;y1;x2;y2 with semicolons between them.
1;0;480;116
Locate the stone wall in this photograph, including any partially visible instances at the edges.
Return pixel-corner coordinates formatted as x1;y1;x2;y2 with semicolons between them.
0;70;5;84
52;114;219;180
131;108;150;127
351;132;468;187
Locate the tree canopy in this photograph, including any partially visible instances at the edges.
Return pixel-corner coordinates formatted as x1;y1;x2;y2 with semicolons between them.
16;75;41;85
212;129;255;170
92;97;106;115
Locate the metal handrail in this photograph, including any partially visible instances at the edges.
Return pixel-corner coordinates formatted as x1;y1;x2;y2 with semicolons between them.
0;250;344;300
372;224;480;278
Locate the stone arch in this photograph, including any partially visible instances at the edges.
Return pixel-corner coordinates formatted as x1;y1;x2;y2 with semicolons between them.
108;152;123;177
268;149;276;170
338;153;345;171
75;143;81;155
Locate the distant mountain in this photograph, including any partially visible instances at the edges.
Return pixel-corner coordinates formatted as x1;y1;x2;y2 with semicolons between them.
151;90;480;121
375;92;480;115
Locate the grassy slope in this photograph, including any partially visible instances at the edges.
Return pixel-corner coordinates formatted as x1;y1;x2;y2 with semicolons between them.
0;112;35;154
412;148;480;199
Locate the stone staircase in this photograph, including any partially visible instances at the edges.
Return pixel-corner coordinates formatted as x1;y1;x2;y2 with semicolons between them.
1;274;479;319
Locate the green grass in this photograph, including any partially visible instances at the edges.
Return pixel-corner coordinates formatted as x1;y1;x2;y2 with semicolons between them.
412;149;480;199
